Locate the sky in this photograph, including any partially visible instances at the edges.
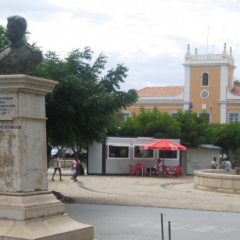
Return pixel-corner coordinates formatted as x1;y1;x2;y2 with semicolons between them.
1;0;240;91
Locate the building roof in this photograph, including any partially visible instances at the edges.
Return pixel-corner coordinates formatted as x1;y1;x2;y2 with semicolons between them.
137;86;183;96
232;85;240;95
199;144;222;150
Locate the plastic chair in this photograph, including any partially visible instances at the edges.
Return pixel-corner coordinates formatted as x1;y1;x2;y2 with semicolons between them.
153;168;159;176
162;165;168;177
136;163;144;176
129;164;137;176
178;165;183;176
172;166;180;177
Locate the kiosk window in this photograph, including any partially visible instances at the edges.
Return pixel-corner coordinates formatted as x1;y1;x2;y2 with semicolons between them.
159;150;177;159
134;146;153;158
109;145;129;158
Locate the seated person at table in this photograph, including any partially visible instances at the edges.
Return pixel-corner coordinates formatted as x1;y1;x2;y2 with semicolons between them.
221;159;231;170
211;157;218;169
146;159;163;175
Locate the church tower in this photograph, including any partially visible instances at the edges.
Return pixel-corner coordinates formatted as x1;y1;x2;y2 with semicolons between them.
183;43;236;123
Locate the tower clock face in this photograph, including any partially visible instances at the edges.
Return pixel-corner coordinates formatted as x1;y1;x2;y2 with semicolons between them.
201;90;209;99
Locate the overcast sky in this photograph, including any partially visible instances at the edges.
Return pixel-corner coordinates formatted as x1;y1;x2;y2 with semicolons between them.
1;0;240;91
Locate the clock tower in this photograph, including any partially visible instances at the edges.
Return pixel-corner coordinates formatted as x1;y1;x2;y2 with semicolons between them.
183;43;236;123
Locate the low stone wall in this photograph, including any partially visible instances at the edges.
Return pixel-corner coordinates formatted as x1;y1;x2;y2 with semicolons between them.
194;169;240;194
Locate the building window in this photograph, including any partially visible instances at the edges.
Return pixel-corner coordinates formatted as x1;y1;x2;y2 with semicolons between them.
229;112;239;123
199;112;210;123
134;146;154;159
170;111;178;116
201;72;210;87
109;145;129;158
159;150;177;159
119;111;131;123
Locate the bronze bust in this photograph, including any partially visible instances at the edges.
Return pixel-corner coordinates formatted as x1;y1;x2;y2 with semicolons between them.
0;15;43;74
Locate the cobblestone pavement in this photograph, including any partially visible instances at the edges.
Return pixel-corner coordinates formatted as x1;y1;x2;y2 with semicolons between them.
48;172;240;213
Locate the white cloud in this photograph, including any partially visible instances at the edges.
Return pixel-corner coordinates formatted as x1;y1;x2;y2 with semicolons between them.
1;0;240;90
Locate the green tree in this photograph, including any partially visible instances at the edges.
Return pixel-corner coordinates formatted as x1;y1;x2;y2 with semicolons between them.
234;79;240;85
214;122;240;155
0;25;9;49
174;110;214;147
30;47;138;156
119;107;181;138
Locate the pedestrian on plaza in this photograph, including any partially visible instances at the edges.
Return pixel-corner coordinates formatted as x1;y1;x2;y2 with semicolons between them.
75;158;80;180
52;154;63;181
211;157;218;169
71;158;78;182
232;158;239;169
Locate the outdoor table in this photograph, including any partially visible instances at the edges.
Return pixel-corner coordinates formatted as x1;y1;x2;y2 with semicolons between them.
168;166;174;177
142;165;152;177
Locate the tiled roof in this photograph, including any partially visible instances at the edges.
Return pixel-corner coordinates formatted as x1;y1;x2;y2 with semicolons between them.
137;86;183;96
232;85;240;95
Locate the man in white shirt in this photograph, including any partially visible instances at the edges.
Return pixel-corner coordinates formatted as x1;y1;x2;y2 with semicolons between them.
211;157;218;169
147;159;163;175
224;159;232;171
52;154;63;181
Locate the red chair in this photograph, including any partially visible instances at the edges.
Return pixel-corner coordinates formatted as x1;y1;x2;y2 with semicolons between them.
162;165;168;177
211;165;217;169
153;168;159;176
136;163;144;176
172;166;180;177
178;165;183;176
129;164;137;176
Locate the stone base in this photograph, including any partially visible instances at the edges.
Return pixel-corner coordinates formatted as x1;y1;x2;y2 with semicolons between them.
0;214;94;240
0;191;94;239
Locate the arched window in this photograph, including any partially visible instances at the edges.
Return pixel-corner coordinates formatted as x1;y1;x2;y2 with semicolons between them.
202;73;209;86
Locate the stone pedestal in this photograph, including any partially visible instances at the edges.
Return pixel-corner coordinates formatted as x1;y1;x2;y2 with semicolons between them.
0;75;94;239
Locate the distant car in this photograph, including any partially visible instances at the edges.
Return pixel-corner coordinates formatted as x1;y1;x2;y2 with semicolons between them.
51;149;58;159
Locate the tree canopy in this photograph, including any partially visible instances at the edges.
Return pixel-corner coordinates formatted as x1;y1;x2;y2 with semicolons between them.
29;48;138;155
0;25;9;49
119;107;181;139
119;108;216;148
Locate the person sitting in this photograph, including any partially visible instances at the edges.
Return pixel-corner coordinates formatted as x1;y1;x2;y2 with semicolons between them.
223;159;231;171
146;159;163;175
211;157;218;169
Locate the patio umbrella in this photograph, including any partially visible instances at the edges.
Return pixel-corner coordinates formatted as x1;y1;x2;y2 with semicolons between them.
140;138;187;151
140;138;187;162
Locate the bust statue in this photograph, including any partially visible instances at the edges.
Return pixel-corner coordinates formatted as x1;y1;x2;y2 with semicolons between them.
0;15;43;74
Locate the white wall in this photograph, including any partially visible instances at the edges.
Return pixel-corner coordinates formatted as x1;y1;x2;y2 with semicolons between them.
88;142;103;174
187;148;220;174
88;137;181;175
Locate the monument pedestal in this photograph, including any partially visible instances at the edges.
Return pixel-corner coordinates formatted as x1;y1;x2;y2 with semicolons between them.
0;75;94;240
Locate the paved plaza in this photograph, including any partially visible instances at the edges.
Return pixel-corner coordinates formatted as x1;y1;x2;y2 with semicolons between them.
48;169;240;212
48;169;240;239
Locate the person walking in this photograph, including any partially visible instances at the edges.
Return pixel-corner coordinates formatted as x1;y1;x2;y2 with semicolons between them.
71;158;78;182
52;154;63;181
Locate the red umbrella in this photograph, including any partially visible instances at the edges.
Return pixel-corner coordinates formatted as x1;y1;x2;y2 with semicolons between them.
140;139;187;150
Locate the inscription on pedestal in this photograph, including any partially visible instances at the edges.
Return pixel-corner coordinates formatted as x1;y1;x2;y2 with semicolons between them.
0;94;16;118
